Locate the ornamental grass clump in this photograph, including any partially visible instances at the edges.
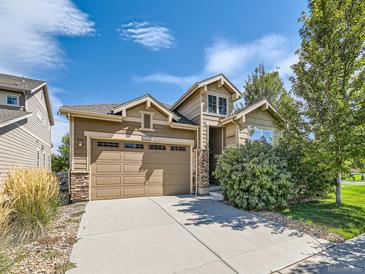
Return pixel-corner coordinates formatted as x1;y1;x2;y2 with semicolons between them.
213;141;294;210
0;195;12;272
4;168;60;242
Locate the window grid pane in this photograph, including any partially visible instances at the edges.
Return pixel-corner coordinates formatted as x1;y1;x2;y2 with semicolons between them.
7;95;18;105
250;128;274;144
208;95;217;113
124;143;144;149
149;144;166;150
218;97;227;115
171;145;186;151
97;141;119;148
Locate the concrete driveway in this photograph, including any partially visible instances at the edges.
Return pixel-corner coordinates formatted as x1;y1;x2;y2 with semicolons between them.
68;195;329;274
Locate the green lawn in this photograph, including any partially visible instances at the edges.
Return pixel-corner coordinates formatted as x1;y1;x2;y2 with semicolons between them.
280;185;365;239
344;173;365;182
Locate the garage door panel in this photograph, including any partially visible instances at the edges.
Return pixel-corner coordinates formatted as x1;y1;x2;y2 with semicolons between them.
146;185;163;196
94;175;122;186
123;176;146;185
123;152;144;161
95;151;121;160
163;184;190;195
123;186;146;197
95;163;121;173
123;163;144;173
94;188;122;199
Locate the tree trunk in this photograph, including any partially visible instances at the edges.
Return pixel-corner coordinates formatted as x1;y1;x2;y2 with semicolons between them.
336;172;342;205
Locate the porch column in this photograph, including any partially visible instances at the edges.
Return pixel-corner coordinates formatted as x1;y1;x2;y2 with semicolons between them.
197;148;209;194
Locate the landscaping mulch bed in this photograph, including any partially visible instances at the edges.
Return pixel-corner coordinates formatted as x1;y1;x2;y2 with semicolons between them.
257;211;345;243
6;202;86;274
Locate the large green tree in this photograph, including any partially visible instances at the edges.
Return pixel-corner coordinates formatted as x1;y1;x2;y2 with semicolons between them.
51;133;70;173
291;0;365;204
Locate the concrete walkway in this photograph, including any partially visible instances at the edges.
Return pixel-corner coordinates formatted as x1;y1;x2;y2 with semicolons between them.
276;234;365;274
68;195;329;274
343;181;365;185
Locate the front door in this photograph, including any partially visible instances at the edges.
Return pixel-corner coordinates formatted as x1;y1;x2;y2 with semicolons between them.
208;127;223;185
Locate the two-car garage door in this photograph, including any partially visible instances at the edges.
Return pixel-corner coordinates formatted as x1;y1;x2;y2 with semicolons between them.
91;140;191;200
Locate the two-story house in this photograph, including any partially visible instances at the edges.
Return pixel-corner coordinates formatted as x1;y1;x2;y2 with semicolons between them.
0;73;54;185
59;74;282;202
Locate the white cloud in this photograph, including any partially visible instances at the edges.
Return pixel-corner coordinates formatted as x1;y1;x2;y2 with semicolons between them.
119;21;174;51
134;73;199;87
138;34;298;89
0;0;95;74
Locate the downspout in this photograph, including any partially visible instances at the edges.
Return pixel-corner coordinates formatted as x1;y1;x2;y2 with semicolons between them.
67;113;72;202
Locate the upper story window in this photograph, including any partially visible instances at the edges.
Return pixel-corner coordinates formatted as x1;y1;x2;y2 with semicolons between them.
219;97;227;115
208;94;228;115
249;127;274;145
6;94;19;106
208;95;217;113
141;112;154;130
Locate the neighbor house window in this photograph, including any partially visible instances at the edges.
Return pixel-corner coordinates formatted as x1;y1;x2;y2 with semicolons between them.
6;95;19;106
141;112;153;130
249;128;274;144
208;94;228;115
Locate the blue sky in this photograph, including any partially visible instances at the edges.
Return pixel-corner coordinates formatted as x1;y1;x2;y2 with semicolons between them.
0;0;306;151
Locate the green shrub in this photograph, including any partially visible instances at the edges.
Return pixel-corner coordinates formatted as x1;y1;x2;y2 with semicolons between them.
4;168;60;242
275;139;333;200
213;141;293;210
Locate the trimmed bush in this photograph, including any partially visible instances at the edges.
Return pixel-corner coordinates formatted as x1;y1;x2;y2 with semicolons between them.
213;141;293;210
4;168;59;242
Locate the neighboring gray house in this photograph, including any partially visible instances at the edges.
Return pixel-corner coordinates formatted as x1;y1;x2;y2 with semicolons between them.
0;73;54;184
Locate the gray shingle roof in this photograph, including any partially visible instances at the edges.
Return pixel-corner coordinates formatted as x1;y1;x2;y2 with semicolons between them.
0;109;32;127
60;104;119;115
0;73;45;92
61;103;196;125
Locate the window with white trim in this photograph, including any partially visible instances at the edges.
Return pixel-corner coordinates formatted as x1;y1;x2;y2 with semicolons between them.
141;113;153;130
249;128;274;144
208;94;228;115
6;94;19;106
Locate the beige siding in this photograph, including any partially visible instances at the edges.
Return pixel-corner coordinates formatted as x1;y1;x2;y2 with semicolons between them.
225;123;237;147
175;90;201;123
73;117;197;171
238;109;281;145
0;121;51;186
24;88;51;145
127;103;167;121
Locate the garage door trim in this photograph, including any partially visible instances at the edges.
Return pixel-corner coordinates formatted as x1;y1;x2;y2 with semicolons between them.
84;131;195;201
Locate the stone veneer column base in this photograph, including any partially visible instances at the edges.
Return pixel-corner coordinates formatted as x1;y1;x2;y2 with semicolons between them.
70;171;90;202
197;149;209;194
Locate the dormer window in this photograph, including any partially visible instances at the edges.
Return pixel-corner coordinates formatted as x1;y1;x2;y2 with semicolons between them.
140;111;154;131
6;94;19;106
208;94;228;115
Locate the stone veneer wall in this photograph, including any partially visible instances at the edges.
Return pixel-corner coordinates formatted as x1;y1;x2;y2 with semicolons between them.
197;149;209;194
70;171;90;202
